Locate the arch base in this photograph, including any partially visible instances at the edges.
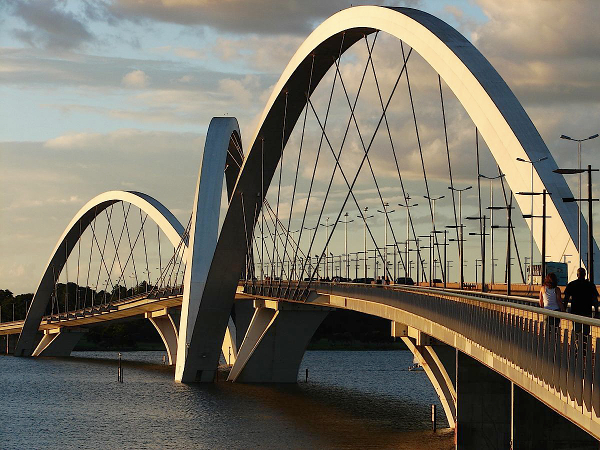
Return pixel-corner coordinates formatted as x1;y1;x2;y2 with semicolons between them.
227;300;330;382
32;328;87;357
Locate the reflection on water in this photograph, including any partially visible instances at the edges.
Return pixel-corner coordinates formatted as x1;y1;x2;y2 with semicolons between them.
0;350;453;449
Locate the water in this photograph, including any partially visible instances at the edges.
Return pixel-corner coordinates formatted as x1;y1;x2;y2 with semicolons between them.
0;350;453;449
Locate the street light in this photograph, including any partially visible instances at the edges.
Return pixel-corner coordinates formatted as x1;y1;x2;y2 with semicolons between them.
448;185;472;288
320;217;337;280
419;233;434;286
480;173;505;285
424;194;445;282
467;215;488;292
490;194;515;295
561;133;599;268
377;202;395;282
341;213;354;280
555;165;599;283
358;207;374;282
519;189;551;282
398;195;419;281
516;156;548;286
303;225;318;279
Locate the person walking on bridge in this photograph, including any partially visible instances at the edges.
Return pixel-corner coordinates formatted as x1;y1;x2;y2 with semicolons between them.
539;272;564;328
563;268;599;335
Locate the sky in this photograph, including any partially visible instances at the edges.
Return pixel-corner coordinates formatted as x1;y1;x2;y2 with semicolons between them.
1;0;600;294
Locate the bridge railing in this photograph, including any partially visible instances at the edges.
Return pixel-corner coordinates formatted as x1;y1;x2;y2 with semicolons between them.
244;279;600;420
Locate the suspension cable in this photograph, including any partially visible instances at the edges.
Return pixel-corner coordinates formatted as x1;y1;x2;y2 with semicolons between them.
140;209;150;288
438;75;460;258
305;46;413;289
281;54;315;291
332;33;407;280
401;41;438;283
291;32;346;288
498;165;526;283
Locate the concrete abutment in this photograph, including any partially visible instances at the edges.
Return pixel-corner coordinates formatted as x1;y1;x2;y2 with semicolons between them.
227;300;330;382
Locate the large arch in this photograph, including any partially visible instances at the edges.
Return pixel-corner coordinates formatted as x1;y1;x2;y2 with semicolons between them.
14;190;186;356
249;5;590;278
176;6;593;381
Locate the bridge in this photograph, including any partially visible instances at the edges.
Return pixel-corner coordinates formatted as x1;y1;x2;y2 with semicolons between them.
3;6;600;449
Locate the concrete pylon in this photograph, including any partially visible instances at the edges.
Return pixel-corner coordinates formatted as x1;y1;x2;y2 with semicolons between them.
32;328;87;357
175;117;243;382
228;300;330;383
146;310;178;365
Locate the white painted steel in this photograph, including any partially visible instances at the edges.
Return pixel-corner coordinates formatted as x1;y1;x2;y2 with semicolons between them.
32;328;87;357
15;191;186;356
247;6;592;279
147;312;179;365
175;117;242;382
401;336;456;428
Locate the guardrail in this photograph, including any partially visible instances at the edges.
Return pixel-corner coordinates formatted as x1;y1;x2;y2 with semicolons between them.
0;285;184;329
245;279;600;421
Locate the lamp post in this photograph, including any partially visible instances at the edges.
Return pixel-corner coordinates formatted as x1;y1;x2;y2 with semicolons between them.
448;185;472;289
358;207;374;281
516;156;548;286
490;194;515;295
314;255;321;279
419;233;434;286
424;194;445;282
560;133;599;267
433;230;449;287
467;215;488;292
377;202;395;282
479;173;505;285
555;165;599;283
320;217;337;280
398;195;419;281
341;213;354;280
518;189;551;282
303;225;318;279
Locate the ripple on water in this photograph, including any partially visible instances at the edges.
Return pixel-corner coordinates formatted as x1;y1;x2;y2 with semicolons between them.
0;350;453;449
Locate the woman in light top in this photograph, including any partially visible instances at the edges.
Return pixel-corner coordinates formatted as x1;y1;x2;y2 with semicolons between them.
539;273;564;328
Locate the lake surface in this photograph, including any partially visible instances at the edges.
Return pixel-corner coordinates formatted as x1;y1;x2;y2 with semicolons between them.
0;350;453;449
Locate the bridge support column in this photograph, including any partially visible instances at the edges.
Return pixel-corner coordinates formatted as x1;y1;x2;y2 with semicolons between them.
31;328;87;357
394;323;457;428
456;351;511;449
222;316;237;365
174;117;242;383
233;300;254;351
512;383;598;449
146;310;179;366
227;300;330;382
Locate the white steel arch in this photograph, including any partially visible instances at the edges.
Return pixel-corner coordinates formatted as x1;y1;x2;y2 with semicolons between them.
177;6;595;382
247;5;590;280
14;190;186;356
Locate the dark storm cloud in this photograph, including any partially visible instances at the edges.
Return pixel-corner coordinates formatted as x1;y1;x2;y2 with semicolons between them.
473;0;600;107
106;0;420;35
8;0;94;50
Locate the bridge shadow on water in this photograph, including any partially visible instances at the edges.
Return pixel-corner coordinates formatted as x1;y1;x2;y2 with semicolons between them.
1;351;453;449
207;381;454;449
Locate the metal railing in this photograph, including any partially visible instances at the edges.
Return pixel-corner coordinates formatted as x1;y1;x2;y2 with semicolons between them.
245;279;600;420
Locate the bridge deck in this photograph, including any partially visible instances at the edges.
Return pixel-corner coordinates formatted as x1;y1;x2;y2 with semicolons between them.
0;293;184;336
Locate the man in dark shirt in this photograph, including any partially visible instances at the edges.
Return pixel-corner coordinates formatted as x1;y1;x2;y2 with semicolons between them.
563;268;599;334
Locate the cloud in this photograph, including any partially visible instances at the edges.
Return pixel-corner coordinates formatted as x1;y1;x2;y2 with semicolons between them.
9;0;94;50
122;69;149;88
106;0;420;35
43;128;205;153
472;0;600;106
